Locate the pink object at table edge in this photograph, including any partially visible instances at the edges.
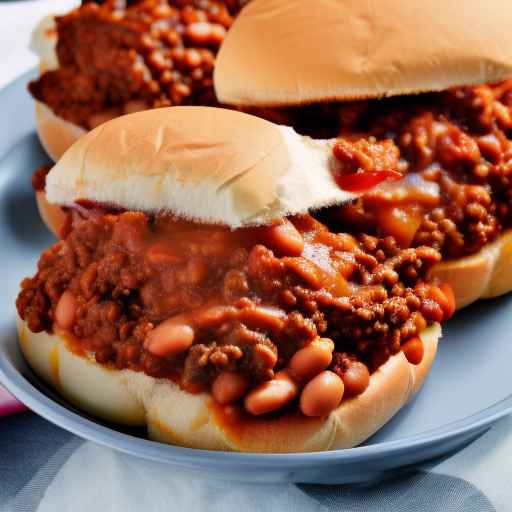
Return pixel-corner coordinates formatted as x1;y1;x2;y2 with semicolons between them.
0;385;27;417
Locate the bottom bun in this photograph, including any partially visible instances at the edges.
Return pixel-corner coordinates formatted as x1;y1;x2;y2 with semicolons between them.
430;230;512;309
35;101;86;162
17;316;440;452
35;190;67;238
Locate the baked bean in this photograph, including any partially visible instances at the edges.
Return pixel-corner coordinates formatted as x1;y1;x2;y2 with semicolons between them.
171;82;191;102
184;49;202;68
402;336;424;365
263;219;304;256
191;68;204;81
244;370;298;416
145;319;194;357
274;369;297;384
181;6;200;24
440;283;456;319
210;8;232;28
209;23;226;45
170;47;185;63
55;291;77;330
300;371;344;417
185;22;212;45
199;49;215;70
152;4;173;18
165;30;180;47
253;344;278;369
289;338;334;381
212;371;250;405
79;264;97;299
341;361;370;398
148;50;168;71
428;284;455;320
412;311;427;332
192;305;236;328
239;306;285;332
420;299;444;323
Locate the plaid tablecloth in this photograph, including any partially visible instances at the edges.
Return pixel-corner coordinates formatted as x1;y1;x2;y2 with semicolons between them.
2;410;511;511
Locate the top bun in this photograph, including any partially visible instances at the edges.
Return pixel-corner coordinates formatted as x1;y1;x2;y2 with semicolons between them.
46;106;354;227
214;0;512;106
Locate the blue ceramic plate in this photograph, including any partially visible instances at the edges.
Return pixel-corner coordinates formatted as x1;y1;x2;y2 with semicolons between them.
1;71;512;484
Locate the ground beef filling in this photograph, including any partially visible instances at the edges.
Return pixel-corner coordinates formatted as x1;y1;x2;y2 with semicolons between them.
17;209;451;414
279;82;512;259
28;0;243;129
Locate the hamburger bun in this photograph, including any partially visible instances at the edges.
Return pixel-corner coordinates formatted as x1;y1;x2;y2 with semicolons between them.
214;0;512;106
429;230;512;309
35;101;87;163
17;316;440;452
21;106;442;452
213;0;512;307
45;106;355;227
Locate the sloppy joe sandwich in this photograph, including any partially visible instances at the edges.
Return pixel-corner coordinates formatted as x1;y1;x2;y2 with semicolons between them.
214;0;512;309
28;0;245;161
16;107;450;452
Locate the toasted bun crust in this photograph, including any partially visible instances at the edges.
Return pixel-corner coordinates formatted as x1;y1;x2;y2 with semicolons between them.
17;317;440;452
214;0;512;106
46;107;354;227
430;230;512;309
35;101;87;162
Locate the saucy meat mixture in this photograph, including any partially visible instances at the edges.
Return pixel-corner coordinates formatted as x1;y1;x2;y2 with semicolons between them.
17;209;453;417
289;81;512;259
28;0;243;130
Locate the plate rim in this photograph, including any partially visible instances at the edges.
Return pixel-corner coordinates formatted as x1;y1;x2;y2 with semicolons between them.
1;324;512;467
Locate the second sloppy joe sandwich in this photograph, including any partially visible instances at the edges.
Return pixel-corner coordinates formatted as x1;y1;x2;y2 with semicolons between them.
16;107;451;452
214;0;512;310
28;0;246;161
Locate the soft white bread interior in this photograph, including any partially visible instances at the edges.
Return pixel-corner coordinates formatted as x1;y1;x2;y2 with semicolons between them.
214;0;512;106
17;316;440;452
45;107;355;227
430;230;512;309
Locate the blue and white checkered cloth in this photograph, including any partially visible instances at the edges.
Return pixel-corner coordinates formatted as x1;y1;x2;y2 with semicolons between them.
1;410;511;511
